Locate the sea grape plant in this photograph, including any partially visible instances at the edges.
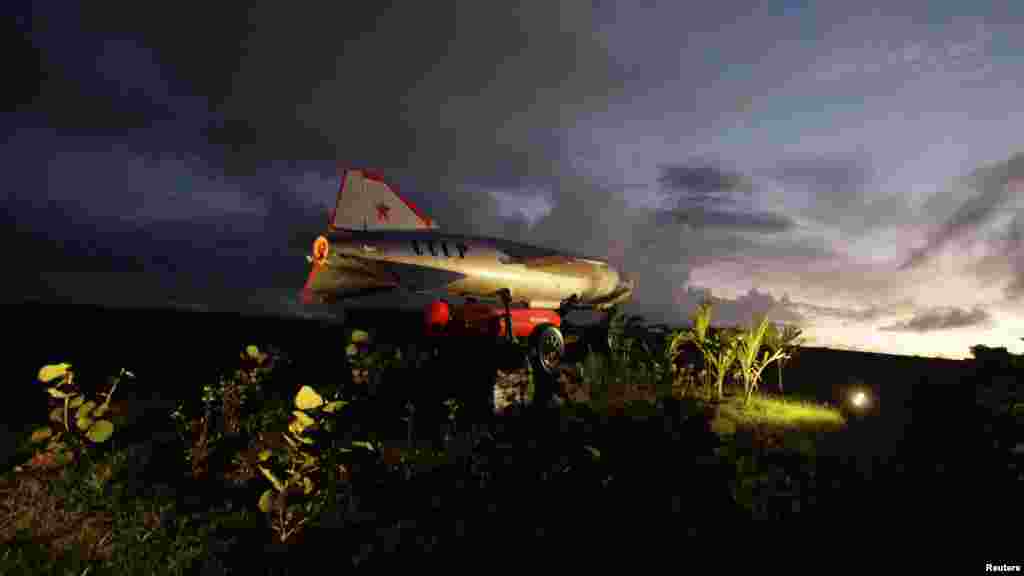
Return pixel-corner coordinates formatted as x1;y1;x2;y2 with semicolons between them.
169;344;277;471
346;328;408;396
254;383;374;543
443;397;462;441
28;363;128;468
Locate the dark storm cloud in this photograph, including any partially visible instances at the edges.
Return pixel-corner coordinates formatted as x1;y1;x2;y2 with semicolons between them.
879;306;992;332
709;287;805;328
652;160;791;234
0;124;330;313
1003;213;1024;300
765;154;909;234
657;162;752;196
212;2;622;214
6;2;636;318
772;155;872;198
17;2;218;134
901;152;1024;270
968;211;1024;302
662;207;795;233
771;155;872;222
661;285;805;329
787;300;916;324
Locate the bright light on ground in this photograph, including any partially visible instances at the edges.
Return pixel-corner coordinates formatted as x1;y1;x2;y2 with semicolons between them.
851;391;869;408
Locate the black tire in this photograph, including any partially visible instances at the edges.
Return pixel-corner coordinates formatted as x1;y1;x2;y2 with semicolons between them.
529;323;564;377
526;324;563;411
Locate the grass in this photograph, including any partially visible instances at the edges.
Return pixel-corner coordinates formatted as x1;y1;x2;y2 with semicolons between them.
716;392;845;432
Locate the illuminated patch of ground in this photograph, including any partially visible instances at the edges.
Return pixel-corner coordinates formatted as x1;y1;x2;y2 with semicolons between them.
718;393;845;433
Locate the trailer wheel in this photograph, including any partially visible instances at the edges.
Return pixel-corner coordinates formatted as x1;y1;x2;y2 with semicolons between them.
529;323;564;377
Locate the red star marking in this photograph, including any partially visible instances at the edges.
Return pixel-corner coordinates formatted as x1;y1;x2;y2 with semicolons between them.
376;203;391;222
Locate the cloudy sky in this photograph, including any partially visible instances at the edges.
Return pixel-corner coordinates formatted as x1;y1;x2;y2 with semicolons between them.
6;1;1024;359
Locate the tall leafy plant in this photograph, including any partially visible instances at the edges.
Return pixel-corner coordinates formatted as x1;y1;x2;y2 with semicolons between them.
669;299;739;400
704;328;740;401
665;299;713;397
690;300;713;395
734;315;794;405
254;384;374;544
762;323;804;394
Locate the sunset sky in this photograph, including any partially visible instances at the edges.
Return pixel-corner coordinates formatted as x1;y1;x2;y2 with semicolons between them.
5;1;1024;359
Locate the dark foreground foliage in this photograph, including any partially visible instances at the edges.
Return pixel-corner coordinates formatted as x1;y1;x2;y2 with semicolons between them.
1;302;1020;572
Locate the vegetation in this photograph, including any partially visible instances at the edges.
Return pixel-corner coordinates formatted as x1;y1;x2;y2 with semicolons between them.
24;363;126;472
1;299;1019;572
762;322;804;394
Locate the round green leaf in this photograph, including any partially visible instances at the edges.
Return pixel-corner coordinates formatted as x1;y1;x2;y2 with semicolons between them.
283;433;300;450
76;415;94;431
77;401;97;420
30;427;53;443
294;386;324;410
322;400;348;413
38;363;71;383
290;431;315;445
46;387;70;399
85;420;114;443
49;407;66;424
291;410;316;430
299;452;318;471
69;396;85;409
258;489;275;513
259;465;285;492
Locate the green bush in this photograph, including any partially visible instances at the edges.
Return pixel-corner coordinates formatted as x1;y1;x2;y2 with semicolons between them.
23;363;131;469
254;383;379;543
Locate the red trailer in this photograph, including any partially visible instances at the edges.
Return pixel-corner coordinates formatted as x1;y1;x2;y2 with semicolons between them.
422;298;566;376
